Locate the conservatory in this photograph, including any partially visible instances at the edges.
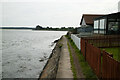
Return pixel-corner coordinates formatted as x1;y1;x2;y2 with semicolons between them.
94;12;120;35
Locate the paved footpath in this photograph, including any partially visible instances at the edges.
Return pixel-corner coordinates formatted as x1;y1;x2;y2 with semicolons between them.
56;36;73;78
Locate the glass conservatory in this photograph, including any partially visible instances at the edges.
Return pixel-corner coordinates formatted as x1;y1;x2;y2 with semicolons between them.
94;12;120;35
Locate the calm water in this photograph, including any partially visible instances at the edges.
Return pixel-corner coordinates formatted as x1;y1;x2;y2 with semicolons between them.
1;29;67;78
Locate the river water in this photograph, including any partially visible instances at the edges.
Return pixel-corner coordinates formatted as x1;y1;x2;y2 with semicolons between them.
1;29;67;78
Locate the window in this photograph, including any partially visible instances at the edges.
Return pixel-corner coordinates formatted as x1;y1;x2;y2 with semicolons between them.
99;30;106;34
100;19;106;29
108;22;119;31
108;19;116;22
94;30;98;33
117;19;120;22
94;20;99;29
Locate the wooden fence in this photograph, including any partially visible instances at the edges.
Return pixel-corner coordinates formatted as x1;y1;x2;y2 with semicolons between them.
102;51;120;79
82;35;120;48
81;39;85;57
86;42;101;78
81;37;120;79
71;34;81;50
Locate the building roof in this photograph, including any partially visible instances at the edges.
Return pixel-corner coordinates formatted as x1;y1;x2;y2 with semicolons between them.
80;14;105;25
94;12;120;20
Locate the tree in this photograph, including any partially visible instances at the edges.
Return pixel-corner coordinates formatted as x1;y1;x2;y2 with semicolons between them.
36;25;43;30
46;27;50;30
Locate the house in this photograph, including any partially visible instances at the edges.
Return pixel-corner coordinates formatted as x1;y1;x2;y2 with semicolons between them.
77;14;104;33
80;14;105;27
94;12;120;35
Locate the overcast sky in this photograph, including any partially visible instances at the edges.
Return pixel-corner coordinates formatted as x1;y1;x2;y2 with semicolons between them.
1;0;120;28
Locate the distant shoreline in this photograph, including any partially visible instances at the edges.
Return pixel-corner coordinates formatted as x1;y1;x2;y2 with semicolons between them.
32;29;68;31
1;28;68;31
1;29;68;31
0;27;73;31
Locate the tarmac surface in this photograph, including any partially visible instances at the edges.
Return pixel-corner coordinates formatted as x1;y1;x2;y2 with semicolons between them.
56;36;73;78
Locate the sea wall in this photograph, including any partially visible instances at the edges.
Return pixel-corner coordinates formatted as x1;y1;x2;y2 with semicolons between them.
39;37;63;79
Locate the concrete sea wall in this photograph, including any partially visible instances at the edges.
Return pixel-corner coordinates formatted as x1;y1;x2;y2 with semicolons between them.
39;37;62;79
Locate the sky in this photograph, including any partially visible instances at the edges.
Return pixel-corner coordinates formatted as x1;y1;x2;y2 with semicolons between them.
1;0;120;28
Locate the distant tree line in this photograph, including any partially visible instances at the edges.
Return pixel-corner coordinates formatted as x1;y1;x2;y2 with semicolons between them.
34;25;76;31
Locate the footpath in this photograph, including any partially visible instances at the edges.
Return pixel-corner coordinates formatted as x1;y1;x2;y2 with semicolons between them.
39;36;73;79
39;36;85;79
56;36;73;78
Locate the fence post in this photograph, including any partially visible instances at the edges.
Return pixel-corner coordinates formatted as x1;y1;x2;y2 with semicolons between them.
100;51;102;79
85;41;87;61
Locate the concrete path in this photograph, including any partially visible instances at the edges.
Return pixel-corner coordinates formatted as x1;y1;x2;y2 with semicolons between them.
56;36;73;78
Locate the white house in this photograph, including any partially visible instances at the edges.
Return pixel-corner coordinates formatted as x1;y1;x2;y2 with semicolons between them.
80;14;104;27
77;14;104;33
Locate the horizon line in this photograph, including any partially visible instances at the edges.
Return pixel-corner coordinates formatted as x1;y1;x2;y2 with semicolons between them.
0;26;80;28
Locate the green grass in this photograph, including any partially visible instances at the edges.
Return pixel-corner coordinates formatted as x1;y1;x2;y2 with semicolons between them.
101;47;120;62
67;42;77;79
66;35;97;79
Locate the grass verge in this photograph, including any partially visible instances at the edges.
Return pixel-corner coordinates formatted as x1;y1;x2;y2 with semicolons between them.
67;42;77;79
66;35;97;79
101;47;120;62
